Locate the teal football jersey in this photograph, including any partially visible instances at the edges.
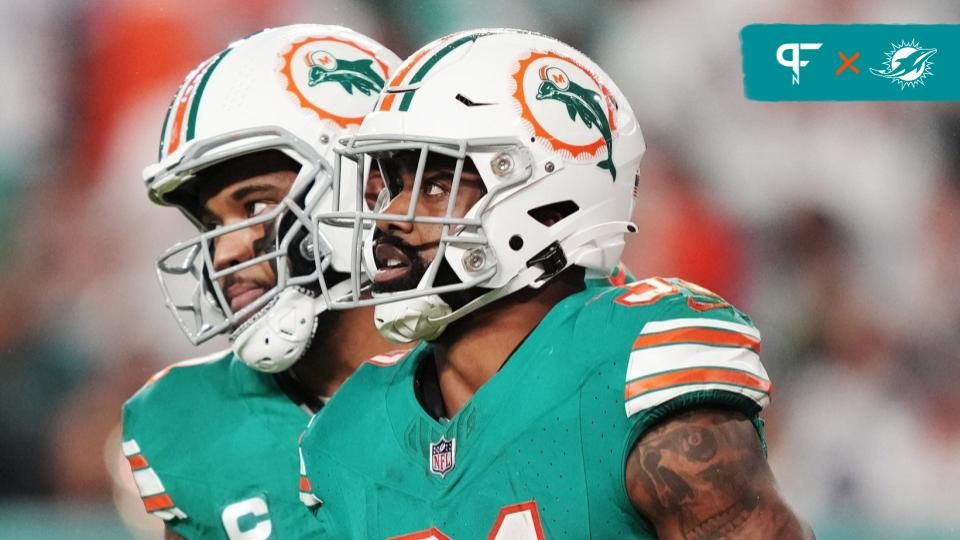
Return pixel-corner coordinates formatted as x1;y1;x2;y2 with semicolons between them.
298;277;770;539
122;350;331;539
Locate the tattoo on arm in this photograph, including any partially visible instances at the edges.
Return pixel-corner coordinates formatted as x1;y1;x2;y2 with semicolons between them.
626;410;814;540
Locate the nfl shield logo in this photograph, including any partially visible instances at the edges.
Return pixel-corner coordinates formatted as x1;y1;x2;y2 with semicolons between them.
429;436;456;478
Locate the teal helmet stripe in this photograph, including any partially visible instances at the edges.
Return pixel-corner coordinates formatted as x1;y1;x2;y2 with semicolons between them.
156;52;220;160
184;47;233;144
157;99;175;160
155;47;233;160
398;31;494;112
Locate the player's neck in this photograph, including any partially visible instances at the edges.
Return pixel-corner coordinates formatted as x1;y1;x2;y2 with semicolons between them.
292;306;398;398
431;275;585;417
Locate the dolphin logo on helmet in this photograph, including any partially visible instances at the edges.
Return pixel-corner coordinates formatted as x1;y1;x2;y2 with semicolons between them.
305;49;386;96
535;65;616;180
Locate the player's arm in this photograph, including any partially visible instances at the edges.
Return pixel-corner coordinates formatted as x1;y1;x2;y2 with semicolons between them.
164;527;185;540
625;408;814;539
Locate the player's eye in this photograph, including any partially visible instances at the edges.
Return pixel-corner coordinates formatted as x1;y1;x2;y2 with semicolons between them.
424;182;446;197
366;168;389;210
421;173;453;198
247;201;274;218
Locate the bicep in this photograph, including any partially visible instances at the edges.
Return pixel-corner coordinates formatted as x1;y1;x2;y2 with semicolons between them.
625;409;814;539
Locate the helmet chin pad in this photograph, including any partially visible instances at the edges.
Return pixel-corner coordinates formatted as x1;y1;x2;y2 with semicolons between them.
374;295;452;343
232;287;319;373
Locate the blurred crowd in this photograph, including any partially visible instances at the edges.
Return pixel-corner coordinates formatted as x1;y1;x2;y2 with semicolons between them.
1;0;958;538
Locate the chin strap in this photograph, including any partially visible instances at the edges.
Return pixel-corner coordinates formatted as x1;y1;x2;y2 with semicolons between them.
374;264;547;343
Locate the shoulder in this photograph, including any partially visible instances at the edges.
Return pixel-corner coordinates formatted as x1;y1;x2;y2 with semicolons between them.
120;350;236;522
336;346;414;402
574;277;769;423
126;349;236;402
123;349;235;432
301;346;416;449
298;346;419;512
578;276;756;328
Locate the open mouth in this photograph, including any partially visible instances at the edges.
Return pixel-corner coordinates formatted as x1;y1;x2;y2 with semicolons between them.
373;242;413;284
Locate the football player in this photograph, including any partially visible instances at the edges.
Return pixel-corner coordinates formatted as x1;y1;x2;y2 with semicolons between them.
298;29;814;538
121;25;402;539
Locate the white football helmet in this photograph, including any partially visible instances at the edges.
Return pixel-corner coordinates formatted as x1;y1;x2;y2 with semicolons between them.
144;24;399;371
321;29;645;342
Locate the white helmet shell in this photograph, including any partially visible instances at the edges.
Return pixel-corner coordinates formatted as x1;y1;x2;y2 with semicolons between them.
144;25;399;369
333;29;644;339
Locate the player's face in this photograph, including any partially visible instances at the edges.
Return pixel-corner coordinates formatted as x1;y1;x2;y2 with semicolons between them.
199;170;296;313
368;151;485;293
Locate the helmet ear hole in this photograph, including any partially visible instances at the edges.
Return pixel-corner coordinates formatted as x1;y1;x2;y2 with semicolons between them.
509;235;524;251
527;200;580;227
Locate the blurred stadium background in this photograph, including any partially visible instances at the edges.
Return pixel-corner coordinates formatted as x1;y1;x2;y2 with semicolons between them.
1;0;958;538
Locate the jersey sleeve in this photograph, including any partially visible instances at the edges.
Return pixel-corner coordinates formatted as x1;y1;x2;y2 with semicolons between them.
297;415;323;509
614;277;770;432
578;278;771;521
624;313;769;422
120;353;232;538
297;410;359;539
122;407;216;539
580;277;771;454
119;437;188;522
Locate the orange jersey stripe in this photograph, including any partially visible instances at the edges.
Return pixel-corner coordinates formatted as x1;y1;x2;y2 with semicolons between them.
142;493;175;512
299;475;312;492
390;527;452;540
625;367;771;401
126;454;149;470
633;327;760;354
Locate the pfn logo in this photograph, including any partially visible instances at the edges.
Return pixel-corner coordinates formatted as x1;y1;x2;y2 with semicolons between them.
776;43;823;85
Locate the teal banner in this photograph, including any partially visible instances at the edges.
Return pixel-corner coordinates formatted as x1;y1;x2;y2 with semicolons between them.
741;24;959;101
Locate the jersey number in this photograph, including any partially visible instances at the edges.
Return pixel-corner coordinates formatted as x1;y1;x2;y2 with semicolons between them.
614;277;729;312
221;497;272;540
392;500;545;540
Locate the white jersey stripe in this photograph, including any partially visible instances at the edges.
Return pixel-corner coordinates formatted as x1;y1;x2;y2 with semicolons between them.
154;508;188;520
132;468;166;497
640;318;761;340
300;492;322;507
626;344;769;383
121;439;141;456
